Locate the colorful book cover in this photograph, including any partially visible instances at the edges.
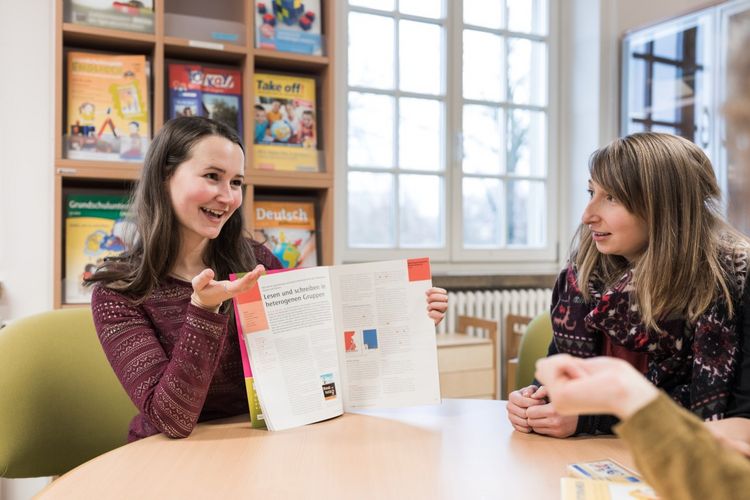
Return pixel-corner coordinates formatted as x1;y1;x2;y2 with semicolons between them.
64;194;132;304
66;51;150;161
253;200;318;268
253;73;319;172
67;0;155;33
567;459;643;483
230;272;268;429
167;63;203;119
254;0;323;56
560;478;658;500
167;63;243;135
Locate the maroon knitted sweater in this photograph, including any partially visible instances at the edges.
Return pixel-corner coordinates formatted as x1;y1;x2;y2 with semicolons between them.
91;245;282;442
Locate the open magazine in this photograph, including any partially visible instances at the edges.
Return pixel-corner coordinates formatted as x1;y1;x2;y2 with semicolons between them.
230;258;441;431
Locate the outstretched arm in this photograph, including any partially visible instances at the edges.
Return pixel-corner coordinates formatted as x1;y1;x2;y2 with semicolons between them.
537;355;750;500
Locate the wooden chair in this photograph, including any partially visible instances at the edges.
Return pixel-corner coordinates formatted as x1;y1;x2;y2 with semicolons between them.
456;315;499;398
504;314;532;399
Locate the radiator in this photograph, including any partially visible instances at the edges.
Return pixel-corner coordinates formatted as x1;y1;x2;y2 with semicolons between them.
437;288;553;398
437;288;552;336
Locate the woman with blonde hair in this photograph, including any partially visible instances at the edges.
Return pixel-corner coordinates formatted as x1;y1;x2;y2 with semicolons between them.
507;132;750;438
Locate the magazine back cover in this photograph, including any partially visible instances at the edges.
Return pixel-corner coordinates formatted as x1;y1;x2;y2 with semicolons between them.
64;194;132;303
254;73;319;171
67;51;150;161
253;200;317;269
254;0;322;56
66;0;154;33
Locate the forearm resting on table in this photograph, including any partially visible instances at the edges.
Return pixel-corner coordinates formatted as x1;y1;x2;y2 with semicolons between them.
616;393;750;500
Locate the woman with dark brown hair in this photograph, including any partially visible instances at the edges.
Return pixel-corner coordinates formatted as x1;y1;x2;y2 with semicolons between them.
88;115;450;441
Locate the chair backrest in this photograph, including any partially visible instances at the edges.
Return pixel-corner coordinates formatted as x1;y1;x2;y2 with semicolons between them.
0;308;137;478
514;311;553;391
456;315;498;397
503;314;532;398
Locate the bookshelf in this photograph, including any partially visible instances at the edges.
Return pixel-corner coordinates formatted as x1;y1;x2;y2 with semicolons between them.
53;0;335;308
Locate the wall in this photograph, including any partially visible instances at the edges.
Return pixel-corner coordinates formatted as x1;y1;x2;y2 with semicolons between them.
0;1;54;323
557;0;718;242
0;2;55;499
617;0;717;33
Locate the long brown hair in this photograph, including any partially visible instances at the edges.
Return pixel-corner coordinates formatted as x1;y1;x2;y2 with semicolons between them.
86;116;257;304
574;132;748;330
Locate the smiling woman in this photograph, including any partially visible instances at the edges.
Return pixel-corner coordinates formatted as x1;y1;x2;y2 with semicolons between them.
167;135;245;246
83;116;283;442
506;132;750;439
79;116;448;443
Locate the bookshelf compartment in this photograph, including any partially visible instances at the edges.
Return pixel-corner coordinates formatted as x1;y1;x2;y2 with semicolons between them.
163;37;247;62
164;0;246;47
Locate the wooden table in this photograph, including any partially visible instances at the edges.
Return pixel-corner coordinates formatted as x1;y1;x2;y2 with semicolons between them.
39;399;634;499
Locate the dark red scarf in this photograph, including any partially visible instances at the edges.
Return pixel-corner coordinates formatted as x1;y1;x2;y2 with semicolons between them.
551;254;746;420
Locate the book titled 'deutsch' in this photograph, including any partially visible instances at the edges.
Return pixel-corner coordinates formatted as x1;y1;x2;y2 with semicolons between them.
253;199;317;269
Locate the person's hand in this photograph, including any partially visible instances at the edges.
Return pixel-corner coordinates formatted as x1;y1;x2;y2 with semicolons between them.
705;419;750;458
426;287;448;325
525;386;578;438
506;384;547;433
190;265;266;311
535;354;658;420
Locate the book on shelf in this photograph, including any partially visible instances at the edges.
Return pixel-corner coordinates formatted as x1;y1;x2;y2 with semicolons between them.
253;199;318;269
65;0;154;33
64;193;133;304
66;51;150;162
230;258;441;431
560;478;658;500
167;63;243;135
254;0;323;56
254;72;319;172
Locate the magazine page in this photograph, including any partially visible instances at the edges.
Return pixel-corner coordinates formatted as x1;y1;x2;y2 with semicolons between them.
238;266;343;431
330;258;441;410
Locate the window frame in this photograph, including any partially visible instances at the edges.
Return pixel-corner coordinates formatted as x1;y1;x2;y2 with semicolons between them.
334;0;560;271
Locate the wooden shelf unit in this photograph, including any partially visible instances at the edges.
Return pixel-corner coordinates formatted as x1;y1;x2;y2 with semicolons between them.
53;0;336;308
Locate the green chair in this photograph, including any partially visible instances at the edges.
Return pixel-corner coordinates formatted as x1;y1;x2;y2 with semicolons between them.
514;311;554;390
0;308;137;478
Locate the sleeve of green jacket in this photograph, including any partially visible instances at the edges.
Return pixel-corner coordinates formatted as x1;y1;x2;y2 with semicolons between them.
614;392;750;500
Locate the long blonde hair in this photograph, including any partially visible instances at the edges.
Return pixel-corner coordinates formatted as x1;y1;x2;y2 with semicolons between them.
574;132;747;331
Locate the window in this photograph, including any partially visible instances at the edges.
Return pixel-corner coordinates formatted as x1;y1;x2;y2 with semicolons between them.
338;0;556;269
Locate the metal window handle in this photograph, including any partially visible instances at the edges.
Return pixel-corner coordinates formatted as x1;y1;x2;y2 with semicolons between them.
699;106;711;149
